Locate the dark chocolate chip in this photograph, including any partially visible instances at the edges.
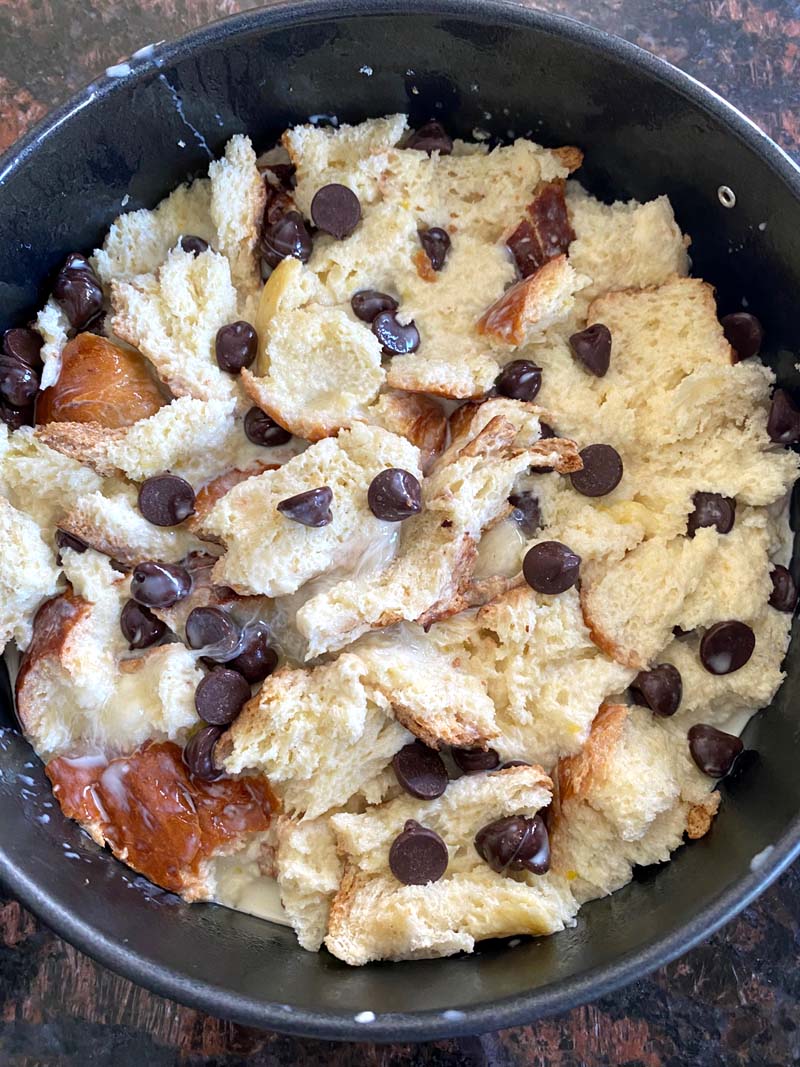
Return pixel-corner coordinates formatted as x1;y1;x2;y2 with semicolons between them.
367;468;422;521
138;474;196;527
310;184;361;239
119;599;166;650
195;667;251;726
52;253;103;331
570;443;623;497
0;349;39;407
244;406;292;446
392;741;449;800
539;422;556;439
452;746;500;774
686;492;736;537
721;312;764;362
688;723;744;778
495;359;542;401
389;819;449;885
474;814;550;875
186;606;242;661
183;724;224;781
215;321;258;373
406;121;453;155
372;310;420;356
673;625;693;638
499;760;531;769
769;565;797;613
508;490;541;537
419;227;451;271
261;211;313;269
277;486;333;526
523;540;581;594
55;529;88;559
130;561;192;608
227;622;278;684
767;389;800;444
569;324;611;377
700;620;755;675
351;290;399;323
0;398;32;431
2;327;43;368
180;235;209;256
630;663;682;717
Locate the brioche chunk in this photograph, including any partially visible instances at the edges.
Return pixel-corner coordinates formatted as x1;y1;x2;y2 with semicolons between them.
0;497;61;651
275;816;344;951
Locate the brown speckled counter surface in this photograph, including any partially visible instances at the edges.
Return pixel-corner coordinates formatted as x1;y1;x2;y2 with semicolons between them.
1;2;799;1064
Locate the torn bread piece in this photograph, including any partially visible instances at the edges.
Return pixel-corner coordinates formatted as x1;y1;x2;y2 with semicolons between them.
477;255;585;346
0;496;62;652
324;765;576;965
550;704;719;904
275;816;344;952
369;392;448;473
35;300;72;391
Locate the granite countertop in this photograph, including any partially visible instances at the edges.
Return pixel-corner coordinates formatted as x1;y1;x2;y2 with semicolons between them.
1;1;799;1064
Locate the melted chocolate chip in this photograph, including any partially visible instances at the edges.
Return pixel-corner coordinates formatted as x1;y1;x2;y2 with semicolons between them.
769;565;797;613
389;819;449;885
351;290;398;323
372;310;420;356
120;599;166;650
630;663;682;717
495;360;542;401
474;814;550;875
138;474;196;527
523;540;581;594
570;444;623;498
261;211;313;269
310;184;361;239
0;398;32;431
700;620;755;675
244;407;292;447
183;724;224;781
508;490;541;537
195;667;251;726
215;321;258;373
419;227;451;271
392;741;449;800
406;121;453;155
52;253;103;331
130;561;192;608
688;723;744;778
767;389;800;444
367;468;422;521
180;235;210;256
687;492;736;537
227;622;278;684
569;324;611;377
186;606;242;661
452;747;500;774
0;350;39;407
2;328;43;367
539;422;556;439
721;312;764;362
277;486;333;526
55;529;88;563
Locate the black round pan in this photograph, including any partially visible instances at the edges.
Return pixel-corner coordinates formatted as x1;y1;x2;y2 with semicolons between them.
0;0;798;1042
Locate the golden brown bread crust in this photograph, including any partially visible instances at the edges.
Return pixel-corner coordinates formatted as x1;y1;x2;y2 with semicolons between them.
35;422;126;478
555;703;627;810
476;254;572;345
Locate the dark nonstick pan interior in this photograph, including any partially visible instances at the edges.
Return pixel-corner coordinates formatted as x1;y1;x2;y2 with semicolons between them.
0;0;799;1042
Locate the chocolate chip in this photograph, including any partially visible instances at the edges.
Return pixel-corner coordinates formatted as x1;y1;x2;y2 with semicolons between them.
2;327;43;368
55;529;87;558
183;724;224;781
277;486;333;526
452;747;500;774
186;606;242;661
372;310;420;356
351;290;398;323
367;468;422;521
138;474;196;527
180;235;210;256
569;324;611;377
686;492;736;537
539;422;556;439
630;663;682;717
0;349;39;407
700;620;755;675
721;312;763;361
767;389;800;444
508;490;541;537
120;598;166;650
244;406;292;447
195;667;251;726
310;184;361;239
52;253;103;331
392;741;449;800
130;561;192;608
499;760;531;769
406;121;453;155
260;211;313;269
523;540;581;594
474;814;550;875
494;360;542;401
688;723;744;778
0;398;32;431
419;227;451;271
389;819;449;885
227;622;278;684
769;565;797;613
264;162;295;188
215;321;258;373
570;444;623;497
